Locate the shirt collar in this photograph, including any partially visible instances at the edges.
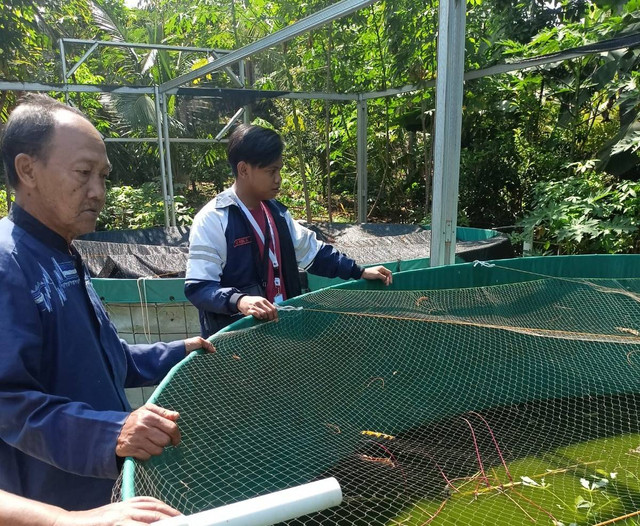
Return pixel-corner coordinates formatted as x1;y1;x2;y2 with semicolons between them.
9;203;72;254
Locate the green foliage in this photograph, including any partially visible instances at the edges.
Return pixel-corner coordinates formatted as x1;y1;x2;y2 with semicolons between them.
97;183;193;230
518;166;640;254
3;0;640;247
0;189;7;218
278;162;330;220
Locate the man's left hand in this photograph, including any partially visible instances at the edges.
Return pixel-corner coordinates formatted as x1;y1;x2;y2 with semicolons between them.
184;336;216;355
361;265;393;286
65;496;181;525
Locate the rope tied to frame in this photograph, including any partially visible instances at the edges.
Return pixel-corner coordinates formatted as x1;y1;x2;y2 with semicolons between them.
276;305;304;311
473;260;496;268
136;277;152;344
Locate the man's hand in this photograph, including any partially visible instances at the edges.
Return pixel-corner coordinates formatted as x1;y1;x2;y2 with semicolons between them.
237;295;279;322
361;265;393;286
0;490;181;526
184;336;216;355
64;496;181;525
116;403;181;460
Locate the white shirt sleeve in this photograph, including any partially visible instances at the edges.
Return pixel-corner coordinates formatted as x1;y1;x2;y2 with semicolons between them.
284;212;324;270
186;201;228;282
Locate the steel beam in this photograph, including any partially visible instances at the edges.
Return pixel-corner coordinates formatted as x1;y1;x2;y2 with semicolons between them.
0;81;155;94
0;81;359;101
102;137;227;143
154;86;170;227
356;97;368;224
58;40;69;104
161;94;177;226
215;108;245;140
284;91;357;101
65;42;100;79
61;38;232;55
430;0;466;266
166;138;228;143
60;38;243;88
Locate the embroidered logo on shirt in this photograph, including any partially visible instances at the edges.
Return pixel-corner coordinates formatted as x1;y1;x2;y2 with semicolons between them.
233;236;252;248
31;258;80;313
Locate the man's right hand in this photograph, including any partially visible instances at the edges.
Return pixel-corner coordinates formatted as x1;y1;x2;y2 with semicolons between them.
116;403;181;460
237;295;278;321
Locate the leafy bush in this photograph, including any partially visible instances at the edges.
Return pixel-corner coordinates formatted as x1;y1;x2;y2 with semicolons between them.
278;163;331;221
517;165;640;254
0;188;7;218
97;183;194;231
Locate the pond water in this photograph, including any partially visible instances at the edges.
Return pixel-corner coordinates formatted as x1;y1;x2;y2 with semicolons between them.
392;432;640;525
299;393;640;526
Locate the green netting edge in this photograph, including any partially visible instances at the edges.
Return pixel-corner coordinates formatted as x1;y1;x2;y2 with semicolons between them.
306;225;498;289
121;350;203;500
96;252;640;304
218;253;640;332
94;226;499;303
305;256;451;290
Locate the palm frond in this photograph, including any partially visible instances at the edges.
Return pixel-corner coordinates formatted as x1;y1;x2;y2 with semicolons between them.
100;93;156;131
89;1;139;62
141;49;158;75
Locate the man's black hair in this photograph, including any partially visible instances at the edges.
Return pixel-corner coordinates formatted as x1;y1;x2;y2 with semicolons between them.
1;93;87;189
227;124;284;177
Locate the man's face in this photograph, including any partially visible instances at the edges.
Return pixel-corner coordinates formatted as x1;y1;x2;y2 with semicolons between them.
239;156;283;203
20;111;110;243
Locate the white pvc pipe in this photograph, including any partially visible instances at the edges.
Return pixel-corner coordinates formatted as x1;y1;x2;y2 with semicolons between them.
154;477;343;526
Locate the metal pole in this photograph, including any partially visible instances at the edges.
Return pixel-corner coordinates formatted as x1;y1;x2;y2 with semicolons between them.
0;81;357;100
60;39;242;87
61;38;233;54
58;40;69;104
154;87;170;227
161;94;177;226
430;0;466;266
66;42;99;79
101;137;228;144
241;60;251;124
356;97;368;224
215;107;245;140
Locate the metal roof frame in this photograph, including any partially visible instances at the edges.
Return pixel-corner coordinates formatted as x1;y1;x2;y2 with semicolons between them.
3;0;637;261
2;0;378;229
158;0;379;94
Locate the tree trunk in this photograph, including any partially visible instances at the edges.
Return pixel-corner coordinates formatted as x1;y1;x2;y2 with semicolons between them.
283;59;312;223
291;100;313;223
366;5;390;220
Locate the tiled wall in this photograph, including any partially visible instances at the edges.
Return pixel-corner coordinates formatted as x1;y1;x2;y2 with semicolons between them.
105;301;200;409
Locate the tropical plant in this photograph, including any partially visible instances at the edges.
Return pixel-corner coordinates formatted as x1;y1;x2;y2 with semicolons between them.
97;182;193;230
517;163;640;254
0;188;8;218
3;0;640;246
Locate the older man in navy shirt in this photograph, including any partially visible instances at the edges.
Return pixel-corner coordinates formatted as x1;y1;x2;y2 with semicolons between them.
0;94;214;510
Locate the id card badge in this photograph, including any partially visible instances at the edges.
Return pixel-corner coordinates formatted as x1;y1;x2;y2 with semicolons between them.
273;275;283;304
